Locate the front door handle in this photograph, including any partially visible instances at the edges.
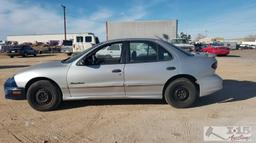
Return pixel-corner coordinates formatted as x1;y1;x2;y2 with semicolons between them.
166;67;176;70
112;69;122;73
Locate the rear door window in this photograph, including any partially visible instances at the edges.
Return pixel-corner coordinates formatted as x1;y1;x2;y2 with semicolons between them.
128;41;173;63
129;42;157;63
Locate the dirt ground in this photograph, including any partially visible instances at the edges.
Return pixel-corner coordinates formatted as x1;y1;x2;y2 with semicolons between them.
0;50;256;143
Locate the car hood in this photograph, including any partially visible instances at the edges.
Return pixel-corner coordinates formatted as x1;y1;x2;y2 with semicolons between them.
18;61;67;73
14;60;71;88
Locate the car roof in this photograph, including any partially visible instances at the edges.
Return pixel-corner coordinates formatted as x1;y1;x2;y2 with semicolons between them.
103;38;163;44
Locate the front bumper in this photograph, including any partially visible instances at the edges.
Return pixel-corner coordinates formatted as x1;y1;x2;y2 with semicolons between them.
7;53;21;57
197;74;223;97
4;77;25;100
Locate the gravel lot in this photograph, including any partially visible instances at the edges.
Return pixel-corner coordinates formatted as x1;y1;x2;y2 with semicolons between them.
0;50;256;143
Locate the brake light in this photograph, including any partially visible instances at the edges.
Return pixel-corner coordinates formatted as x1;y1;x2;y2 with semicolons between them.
211;61;217;69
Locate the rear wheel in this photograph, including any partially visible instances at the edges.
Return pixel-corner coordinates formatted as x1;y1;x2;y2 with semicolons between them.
164;78;198;108
27;80;62;111
10;56;14;58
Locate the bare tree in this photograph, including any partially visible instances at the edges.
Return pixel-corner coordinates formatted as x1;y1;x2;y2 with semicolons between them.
178;32;191;43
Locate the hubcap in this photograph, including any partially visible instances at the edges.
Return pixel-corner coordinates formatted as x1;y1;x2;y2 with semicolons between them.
174;87;189;101
35;89;51;105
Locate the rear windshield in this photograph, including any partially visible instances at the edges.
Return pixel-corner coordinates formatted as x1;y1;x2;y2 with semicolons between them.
162;41;194;56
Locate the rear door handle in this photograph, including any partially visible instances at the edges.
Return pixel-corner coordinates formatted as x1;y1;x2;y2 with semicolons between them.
112;69;122;73
70;82;85;85
166;67;176;70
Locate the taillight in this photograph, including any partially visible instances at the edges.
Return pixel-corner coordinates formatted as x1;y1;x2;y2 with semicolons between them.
211;61;217;69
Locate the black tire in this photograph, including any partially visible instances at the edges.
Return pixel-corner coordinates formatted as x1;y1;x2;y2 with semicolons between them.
26;80;62;111
164;78;198;108
23;53;27;57
10;56;14;58
33;54;37;57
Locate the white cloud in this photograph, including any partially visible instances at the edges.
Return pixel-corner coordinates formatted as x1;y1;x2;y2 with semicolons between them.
0;0;165;41
0;0;114;41
117;5;147;21
0;0;63;39
89;9;112;21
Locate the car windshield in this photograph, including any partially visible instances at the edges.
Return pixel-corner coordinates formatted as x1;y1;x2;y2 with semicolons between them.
61;46;95;63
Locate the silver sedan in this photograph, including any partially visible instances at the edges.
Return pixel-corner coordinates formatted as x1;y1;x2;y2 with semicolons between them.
4;38;222;111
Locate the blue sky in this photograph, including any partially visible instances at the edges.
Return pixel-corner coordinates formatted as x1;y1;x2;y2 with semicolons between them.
0;0;256;40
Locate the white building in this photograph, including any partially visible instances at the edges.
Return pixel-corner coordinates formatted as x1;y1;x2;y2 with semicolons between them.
106;20;178;40
7;32;95;44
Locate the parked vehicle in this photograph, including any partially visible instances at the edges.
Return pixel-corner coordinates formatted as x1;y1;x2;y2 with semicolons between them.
7;45;37;58
250;45;256;49
223;42;238;50
61;40;73;56
60;33;100;55
201;43;230;56
96;43;122;58
4;38;222;111
73;33;100;53
241;40;256;49
171;38;194;52
0;40;4;52
194;43;207;52
238;44;253;49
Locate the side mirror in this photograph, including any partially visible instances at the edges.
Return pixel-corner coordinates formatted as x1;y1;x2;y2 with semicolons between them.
92;55;97;64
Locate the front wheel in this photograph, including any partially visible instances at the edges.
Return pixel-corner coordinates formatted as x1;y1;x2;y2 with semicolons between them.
27;80;62;111
22;53;28;57
164;78;198;108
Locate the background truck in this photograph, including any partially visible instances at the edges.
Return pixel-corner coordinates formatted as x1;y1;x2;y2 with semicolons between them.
61;33;100;55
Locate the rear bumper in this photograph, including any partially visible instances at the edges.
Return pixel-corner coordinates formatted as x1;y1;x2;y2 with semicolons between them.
4;77;25;99
197;74;223;97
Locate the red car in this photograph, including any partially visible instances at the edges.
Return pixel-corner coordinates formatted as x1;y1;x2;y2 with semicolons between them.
201;43;230;56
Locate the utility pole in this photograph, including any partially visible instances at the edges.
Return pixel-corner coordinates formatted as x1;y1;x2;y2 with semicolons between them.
61;5;67;40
